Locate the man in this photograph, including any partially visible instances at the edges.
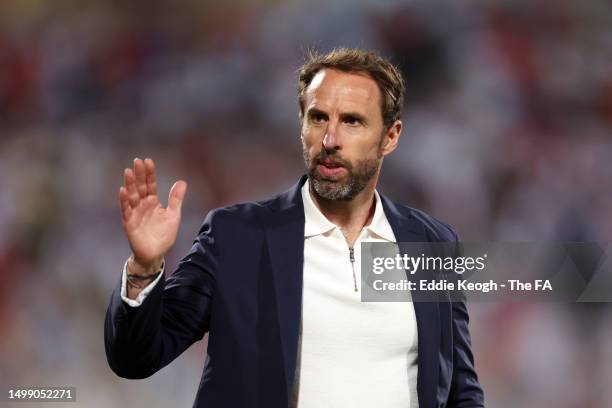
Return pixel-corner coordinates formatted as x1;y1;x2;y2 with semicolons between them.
105;48;484;408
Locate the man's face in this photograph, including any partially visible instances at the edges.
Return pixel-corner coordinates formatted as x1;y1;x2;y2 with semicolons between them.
300;68;400;201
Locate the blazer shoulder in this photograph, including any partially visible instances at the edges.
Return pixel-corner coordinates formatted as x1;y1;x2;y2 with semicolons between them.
386;199;459;243
202;201;266;230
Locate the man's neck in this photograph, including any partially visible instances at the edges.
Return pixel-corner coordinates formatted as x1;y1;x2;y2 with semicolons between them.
308;181;377;247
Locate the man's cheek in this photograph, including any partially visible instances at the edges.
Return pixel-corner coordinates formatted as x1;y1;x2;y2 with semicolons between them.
307;146;320;161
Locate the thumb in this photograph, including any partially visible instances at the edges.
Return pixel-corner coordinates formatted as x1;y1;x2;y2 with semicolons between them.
168;180;187;212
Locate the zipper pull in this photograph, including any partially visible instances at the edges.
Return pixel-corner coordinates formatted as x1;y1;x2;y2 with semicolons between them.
349;247;357;292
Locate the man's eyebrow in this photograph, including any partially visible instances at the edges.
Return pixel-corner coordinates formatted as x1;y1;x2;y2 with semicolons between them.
306;107;328;117
340;111;367;123
305;108;368;124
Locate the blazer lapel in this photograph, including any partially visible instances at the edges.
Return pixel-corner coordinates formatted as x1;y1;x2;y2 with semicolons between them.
264;176;307;399
381;195;441;408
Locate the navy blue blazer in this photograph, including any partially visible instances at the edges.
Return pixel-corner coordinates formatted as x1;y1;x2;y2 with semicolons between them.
105;176;484;408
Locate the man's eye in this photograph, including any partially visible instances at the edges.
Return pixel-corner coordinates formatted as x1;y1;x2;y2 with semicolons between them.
311;114;326;123
344;117;361;126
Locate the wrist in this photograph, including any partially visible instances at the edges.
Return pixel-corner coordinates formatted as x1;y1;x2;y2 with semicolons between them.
126;257;164;291
128;255;164;276
126;271;161;290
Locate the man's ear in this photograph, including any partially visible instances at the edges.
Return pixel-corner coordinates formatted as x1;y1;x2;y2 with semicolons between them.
298;110;306;132
380;120;402;156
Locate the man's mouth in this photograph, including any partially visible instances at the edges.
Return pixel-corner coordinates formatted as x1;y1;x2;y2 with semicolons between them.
316;159;346;177
319;159;343;168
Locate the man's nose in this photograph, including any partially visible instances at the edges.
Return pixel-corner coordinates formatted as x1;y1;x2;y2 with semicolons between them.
322;120;341;150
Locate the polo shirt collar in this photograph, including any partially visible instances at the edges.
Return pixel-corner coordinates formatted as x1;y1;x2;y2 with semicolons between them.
301;178;396;242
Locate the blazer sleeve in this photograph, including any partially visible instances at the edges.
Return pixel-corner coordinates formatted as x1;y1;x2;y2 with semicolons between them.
104;210;219;379
446;229;485;407
447;299;485;407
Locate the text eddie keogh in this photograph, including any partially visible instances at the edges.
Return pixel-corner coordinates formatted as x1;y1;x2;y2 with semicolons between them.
369;253;498;293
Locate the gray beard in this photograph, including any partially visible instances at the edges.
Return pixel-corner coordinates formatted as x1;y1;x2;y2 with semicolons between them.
302;145;379;201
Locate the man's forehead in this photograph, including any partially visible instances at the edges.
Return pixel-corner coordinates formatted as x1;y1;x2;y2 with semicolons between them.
304;69;381;111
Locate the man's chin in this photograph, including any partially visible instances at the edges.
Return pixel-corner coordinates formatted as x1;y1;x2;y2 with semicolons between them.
310;175;353;201
311;173;345;186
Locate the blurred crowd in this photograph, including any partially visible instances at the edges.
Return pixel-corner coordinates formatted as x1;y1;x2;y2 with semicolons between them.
0;0;611;407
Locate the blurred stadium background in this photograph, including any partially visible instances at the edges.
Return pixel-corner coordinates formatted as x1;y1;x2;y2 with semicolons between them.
1;0;611;407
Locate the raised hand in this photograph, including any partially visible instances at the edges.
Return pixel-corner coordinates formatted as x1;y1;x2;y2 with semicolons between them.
119;158;187;273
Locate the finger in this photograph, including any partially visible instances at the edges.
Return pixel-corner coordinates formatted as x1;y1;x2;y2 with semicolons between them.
124;168;140;208
144;158;157;196
119;186;132;222
168;180;187;213
134;158;147;198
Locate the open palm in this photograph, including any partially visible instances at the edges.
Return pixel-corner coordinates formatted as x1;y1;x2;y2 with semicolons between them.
119;158;187;267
